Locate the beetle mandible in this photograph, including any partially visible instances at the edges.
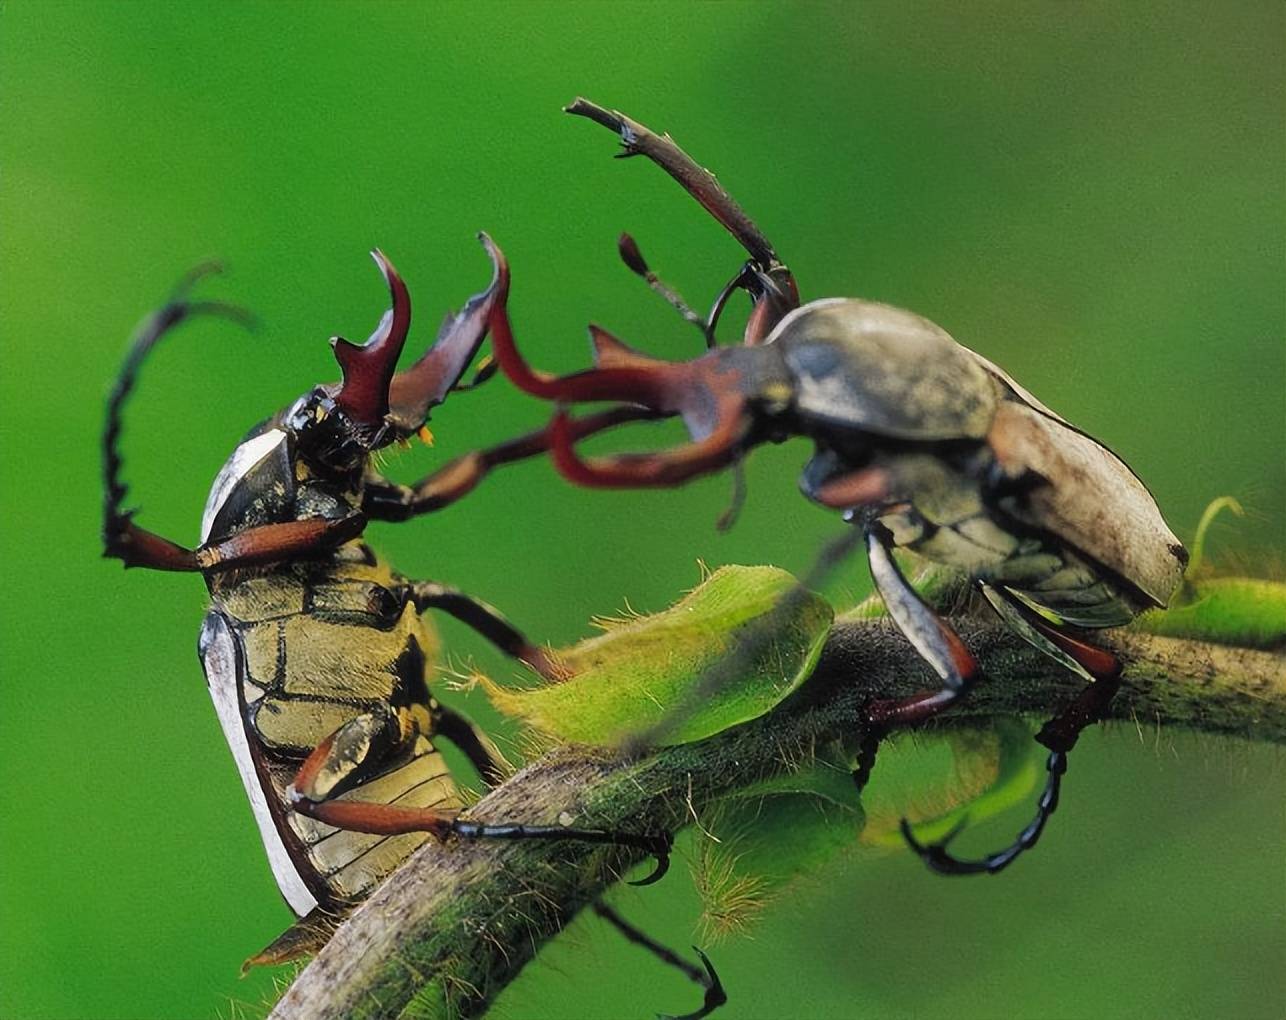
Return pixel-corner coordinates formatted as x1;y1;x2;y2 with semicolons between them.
485;99;1189;875
100;244;675;960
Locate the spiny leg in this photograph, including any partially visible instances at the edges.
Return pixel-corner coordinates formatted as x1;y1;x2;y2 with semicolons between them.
288;706;673;885
900;582;1122;876
593;902;727;1020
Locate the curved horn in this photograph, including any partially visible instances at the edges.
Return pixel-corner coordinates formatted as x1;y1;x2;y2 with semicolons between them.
332;249;411;429
484;237;686;409
387;234;502;432
547;397;747;489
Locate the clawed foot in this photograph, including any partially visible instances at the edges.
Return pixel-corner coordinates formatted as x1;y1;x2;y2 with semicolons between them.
900;750;1067;876
627;831;674;886
658;947;727;1020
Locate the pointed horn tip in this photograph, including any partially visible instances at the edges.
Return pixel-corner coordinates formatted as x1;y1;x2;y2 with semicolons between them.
475;233;509;295
369;248;398;281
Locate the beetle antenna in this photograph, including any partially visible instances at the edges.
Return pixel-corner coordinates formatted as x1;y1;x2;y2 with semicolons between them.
617;233;715;348
103;269;255;553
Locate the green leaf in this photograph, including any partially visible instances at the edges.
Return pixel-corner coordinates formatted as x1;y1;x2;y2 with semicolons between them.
860;718;1041;849
1135;577;1286;649
483;565;833;746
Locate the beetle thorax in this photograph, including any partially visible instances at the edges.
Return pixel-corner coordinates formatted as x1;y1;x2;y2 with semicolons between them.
200;416;363;550
771;298;999;442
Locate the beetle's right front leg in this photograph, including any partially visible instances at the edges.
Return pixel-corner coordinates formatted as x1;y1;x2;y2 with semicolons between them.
287;706;674;884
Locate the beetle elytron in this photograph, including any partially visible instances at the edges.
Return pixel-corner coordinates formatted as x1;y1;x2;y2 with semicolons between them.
487;99;1189;874
100;247;690;968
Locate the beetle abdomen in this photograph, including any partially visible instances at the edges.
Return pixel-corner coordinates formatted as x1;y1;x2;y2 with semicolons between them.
774;299;999;441
987;399;1186;609
878;500;1137;629
990;551;1137;629
201;554;458;914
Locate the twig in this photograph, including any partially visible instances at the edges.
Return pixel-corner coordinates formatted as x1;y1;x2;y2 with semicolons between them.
270;619;1285;1020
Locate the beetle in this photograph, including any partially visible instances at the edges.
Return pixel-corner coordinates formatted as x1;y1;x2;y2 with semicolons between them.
483;99;1190;875
99;244;690;966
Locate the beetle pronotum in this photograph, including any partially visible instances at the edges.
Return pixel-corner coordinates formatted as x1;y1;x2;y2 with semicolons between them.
485;99;1189;876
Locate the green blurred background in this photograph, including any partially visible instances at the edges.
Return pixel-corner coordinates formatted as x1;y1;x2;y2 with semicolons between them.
2;3;1282;1018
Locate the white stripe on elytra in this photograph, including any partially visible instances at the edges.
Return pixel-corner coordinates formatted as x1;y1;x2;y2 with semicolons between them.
200;613;318;917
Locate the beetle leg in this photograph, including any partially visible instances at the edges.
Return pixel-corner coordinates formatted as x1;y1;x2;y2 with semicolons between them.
102;268;255;571
106;512;367;574
362;405;661;521
618;232;715;347
899;583;1123;877
401;580;567;682
432;702;511;787
593;902;728;1020
861;523;982;729
289;707;673;884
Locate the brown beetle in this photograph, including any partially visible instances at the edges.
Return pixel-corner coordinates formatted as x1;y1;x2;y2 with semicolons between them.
485;99;1188;875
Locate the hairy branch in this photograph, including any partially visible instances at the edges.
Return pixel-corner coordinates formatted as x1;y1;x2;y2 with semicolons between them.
270;620;1284;1020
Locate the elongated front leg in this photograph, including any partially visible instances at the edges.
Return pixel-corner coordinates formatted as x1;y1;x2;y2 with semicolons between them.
566;97;799;345
102;267;257;571
363;405;660;521
287;705;673;884
107;512;367;573
901;582;1122;876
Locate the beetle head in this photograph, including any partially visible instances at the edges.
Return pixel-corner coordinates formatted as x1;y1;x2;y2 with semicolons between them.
484;237;792;489
288;245;501;474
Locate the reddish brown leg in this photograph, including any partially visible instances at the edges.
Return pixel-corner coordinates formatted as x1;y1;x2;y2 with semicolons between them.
363;405;662;520
565;98;787;281
108;513;366;574
567;99;799;348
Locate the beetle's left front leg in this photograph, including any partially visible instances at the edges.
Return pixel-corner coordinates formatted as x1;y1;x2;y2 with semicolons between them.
287;706;674;884
849;520;981;795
